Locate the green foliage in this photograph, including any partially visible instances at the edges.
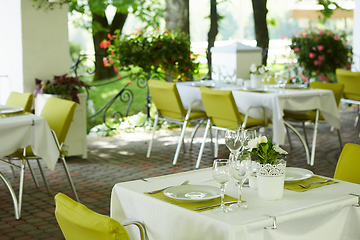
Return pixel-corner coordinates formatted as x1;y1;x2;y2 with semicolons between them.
289;28;352;82
103;30;200;81
246;136;287;165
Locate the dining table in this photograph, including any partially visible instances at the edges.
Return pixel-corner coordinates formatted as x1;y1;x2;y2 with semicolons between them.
110;168;360;240
175;80;341;166
0;105;59;219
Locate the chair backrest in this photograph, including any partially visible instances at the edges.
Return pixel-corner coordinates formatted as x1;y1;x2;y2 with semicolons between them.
148;79;186;119
5;92;33;112
335;68;360;101
40;97;77;145
309;81;344;107
334;143;360;184
55;193;131;240
200;87;243;128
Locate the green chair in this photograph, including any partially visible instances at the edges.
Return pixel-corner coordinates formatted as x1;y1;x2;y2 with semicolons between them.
55;193;147;240
334;143;360;184
1;97;79;219
5;92;33;112
147;79;207;166
335;68;360;128
284;81;344;166
196;87;267;168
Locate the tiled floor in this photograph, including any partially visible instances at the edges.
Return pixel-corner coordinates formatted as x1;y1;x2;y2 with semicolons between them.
0;110;360;239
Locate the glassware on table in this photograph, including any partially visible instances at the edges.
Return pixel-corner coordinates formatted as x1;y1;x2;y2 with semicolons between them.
228;153;252;211
212;159;231;213
225;127;243;162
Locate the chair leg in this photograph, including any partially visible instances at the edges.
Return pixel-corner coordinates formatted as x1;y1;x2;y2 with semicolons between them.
302;122;310;149
36;159;52;196
17;158;26;219
146;114;159;158
196;119;211;169
310;110;320;166
214;129;219;158
337;129;343;150
8;160;17;177
284;121;310;165
189;119;204;150
0;172;20;219
26;160;39;188
173;119;189;166
355;105;360;127
61;156;80;202
285;124;293;149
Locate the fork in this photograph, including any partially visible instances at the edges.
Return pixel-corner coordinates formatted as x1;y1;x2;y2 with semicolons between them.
298;179;332;189
146;180;189;194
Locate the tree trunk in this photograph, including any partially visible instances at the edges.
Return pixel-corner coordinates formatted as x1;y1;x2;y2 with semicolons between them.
92;11;128;81
207;0;218;79
165;0;189;35
251;0;269;66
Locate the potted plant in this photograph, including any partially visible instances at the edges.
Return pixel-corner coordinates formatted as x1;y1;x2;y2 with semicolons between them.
34;74;89;104
245;136;288;200
289;28;352;83
249;63;268;88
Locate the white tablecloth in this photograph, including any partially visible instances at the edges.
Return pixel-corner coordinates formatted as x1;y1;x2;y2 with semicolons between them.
176;81;340;145
0;113;59;170
110;168;360;240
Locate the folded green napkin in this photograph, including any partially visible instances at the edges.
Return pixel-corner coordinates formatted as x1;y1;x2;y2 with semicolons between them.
144;189;238;212
284;176;338;192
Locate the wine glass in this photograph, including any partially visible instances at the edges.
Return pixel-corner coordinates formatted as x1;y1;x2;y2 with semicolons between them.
225;127;243;162
212;159;231;213
228;153;252;211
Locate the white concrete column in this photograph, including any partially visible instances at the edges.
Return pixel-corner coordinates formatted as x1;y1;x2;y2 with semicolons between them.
0;0;69;103
353;0;360;71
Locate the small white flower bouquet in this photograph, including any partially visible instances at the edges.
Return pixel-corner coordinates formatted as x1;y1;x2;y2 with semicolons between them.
245;136;288;165
249;63;268;75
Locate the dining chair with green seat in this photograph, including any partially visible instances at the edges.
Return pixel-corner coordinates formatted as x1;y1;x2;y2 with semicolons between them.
147;79;207;166
1;97;79;219
5;92;33;113
334;143;360;185
335;68;360;129
196;86;267;168
55;192;147;240
283;81;344;166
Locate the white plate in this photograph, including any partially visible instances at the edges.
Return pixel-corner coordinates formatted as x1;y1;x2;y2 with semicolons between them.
0;107;23;114
285;167;314;182
164;185;220;202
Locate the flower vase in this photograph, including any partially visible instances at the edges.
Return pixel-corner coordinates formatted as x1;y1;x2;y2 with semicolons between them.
250;74;263;88
256;160;286;200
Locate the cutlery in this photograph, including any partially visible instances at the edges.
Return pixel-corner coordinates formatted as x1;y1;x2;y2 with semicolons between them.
146;180;189;194
194;201;238;211
298;179;332;189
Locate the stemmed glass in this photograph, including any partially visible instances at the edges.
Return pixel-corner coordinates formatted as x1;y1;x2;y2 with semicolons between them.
228;153;252;211
225;127;243;162
212;159;231;213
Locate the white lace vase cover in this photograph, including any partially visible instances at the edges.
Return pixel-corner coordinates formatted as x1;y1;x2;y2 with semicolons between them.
256;160;286;200
250;74;263;88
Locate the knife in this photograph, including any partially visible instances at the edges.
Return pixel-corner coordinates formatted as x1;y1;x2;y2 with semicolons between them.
194;201;237;211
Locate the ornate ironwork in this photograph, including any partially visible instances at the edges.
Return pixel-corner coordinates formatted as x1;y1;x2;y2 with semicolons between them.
71;53;165;130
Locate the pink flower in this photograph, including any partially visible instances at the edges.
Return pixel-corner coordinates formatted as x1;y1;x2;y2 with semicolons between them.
281;35;286;40
318;55;325;61
309;53;316;59
293;47;300;52
314;60;321;66
301;75;308;83
317;45;324;51
109;58;113;64
113;66;118;72
129;81;133;85
319;75;330;82
334;35;340;41
103;57;109;67
320;30;325;36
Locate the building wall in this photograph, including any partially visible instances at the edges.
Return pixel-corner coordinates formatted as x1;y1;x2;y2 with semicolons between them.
353;0;360;71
